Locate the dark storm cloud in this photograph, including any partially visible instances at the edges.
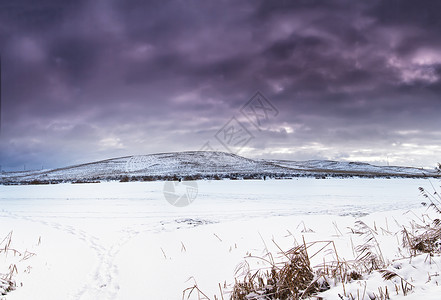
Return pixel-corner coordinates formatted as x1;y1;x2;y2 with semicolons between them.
1;0;441;170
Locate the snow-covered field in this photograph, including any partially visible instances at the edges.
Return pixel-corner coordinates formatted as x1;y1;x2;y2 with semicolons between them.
1;178;440;299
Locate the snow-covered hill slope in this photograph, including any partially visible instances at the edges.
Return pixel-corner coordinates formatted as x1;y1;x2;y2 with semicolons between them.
0;151;438;184
265;159;433;176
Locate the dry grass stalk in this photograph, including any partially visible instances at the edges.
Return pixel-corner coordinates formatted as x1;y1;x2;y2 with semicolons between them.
0;231;37;296
0;232;18;295
182;284;211;300
351;221;385;271
404;186;441;254
231;241;336;300
378;269;414;297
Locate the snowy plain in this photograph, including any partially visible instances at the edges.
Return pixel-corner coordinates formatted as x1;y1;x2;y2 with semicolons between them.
0;178;440;299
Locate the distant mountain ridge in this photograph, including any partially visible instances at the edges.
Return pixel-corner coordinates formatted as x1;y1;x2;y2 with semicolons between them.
1;151;438;184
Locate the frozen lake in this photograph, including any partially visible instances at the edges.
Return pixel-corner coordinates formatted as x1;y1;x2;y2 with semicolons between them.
0;178;437;299
0;178;431;224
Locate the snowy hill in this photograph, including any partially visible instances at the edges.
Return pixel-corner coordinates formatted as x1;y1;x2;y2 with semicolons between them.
0;151;438;184
265;159;433;176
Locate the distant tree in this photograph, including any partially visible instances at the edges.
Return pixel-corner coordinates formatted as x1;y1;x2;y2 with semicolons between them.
120;176;130;182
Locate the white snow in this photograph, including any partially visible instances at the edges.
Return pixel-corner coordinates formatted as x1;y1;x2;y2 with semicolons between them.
0;178;440;299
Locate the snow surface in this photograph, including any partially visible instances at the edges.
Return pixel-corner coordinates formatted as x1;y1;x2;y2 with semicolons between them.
0;178;440;299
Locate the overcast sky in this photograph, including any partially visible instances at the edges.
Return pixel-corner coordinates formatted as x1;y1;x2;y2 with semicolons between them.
1;0;441;171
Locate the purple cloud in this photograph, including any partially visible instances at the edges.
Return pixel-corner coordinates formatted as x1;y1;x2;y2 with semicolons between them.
1;0;441;170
